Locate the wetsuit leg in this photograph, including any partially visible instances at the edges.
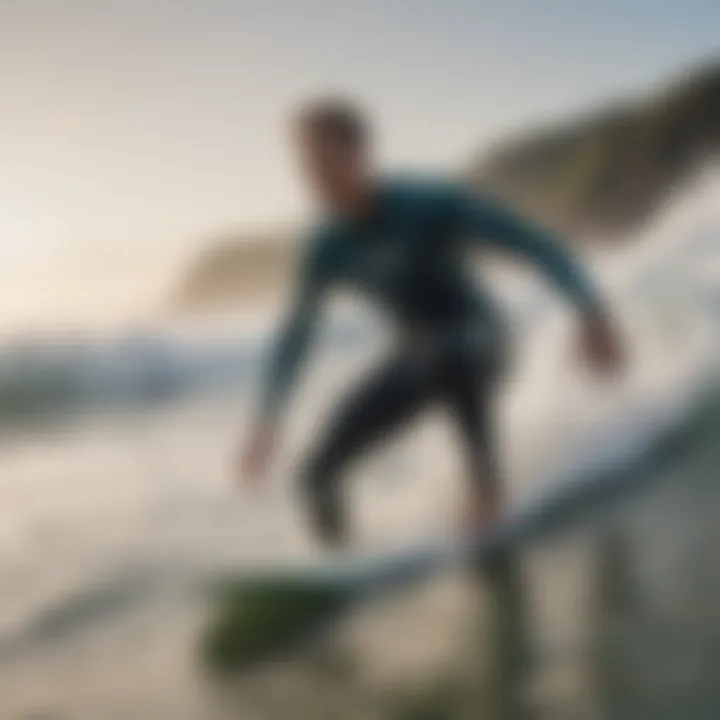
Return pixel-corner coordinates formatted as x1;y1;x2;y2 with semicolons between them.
301;351;442;546
440;329;502;503
302;325;504;546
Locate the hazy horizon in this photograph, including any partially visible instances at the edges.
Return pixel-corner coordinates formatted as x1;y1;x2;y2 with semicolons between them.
1;0;718;262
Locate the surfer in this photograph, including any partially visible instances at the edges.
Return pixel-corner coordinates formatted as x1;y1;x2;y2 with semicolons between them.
239;98;623;547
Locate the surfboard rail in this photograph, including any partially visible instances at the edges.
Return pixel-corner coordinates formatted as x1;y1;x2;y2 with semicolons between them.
202;379;720;672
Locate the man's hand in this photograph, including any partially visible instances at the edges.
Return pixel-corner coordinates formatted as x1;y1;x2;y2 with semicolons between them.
579;310;624;375
459;487;502;538
238;423;277;489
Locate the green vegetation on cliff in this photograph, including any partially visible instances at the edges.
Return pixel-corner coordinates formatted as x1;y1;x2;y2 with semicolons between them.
469;63;720;234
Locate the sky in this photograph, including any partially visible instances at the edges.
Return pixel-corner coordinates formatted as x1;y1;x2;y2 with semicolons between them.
0;0;718;260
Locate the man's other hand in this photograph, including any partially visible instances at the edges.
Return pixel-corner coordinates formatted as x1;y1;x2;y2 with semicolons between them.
238;424;276;489
579;310;625;375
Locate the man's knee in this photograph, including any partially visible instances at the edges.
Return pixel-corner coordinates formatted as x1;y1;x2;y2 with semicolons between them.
300;442;336;501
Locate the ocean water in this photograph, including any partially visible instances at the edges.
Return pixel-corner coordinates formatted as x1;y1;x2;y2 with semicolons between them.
0;171;718;718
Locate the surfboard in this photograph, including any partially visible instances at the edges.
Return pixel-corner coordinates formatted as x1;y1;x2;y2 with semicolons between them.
201;382;716;672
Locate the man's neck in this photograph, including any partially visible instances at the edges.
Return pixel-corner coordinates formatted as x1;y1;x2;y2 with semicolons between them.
332;177;378;220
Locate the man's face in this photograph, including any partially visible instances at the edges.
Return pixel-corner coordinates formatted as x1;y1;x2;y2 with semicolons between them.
296;126;368;210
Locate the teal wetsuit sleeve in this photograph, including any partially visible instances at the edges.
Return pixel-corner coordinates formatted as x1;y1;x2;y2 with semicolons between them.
257;235;330;425
457;191;602;312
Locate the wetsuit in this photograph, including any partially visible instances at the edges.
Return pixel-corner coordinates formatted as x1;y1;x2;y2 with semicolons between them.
257;178;601;545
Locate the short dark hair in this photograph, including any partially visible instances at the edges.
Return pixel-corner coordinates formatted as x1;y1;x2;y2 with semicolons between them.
295;97;369;149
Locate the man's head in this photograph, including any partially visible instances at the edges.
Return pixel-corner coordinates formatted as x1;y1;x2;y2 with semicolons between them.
293;97;373;214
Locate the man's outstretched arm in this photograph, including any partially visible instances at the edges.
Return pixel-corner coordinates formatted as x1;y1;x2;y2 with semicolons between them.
458;190;623;371
259;279;324;425
460;191;601;312
242;238;330;484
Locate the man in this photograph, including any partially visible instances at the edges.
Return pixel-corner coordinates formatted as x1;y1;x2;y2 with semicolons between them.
241;98;622;548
